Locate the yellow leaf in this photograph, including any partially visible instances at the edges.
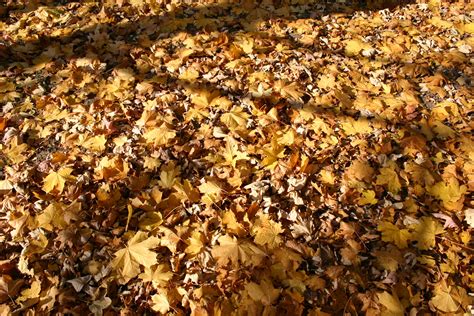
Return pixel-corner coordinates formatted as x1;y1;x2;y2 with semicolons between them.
158;166;179;189
159;227;180;253
244;279;280;306
340;117;373;135
220;107;249;131
461;22;474;34
139;264;173;288
0;179;13;192
211;235;265;267
94;156;129;182
185;231;204;256
111;231;160;283
274;80;304;102
143;124;176;147
430;282;460;313
36;203;67;231
376;164;401;194
179;68;200;81
198;180;222;206
260;138;285;170
81;134;107;152
143;157;161;171
378;222;411;249
317;74;336;90
251;214;283;249
16;278;41;304
235;35;254;54
428;178;467;211
345;39;371;56
222;210;246;236
138;211;163;231
377;292;405;316
413;217;444;250
42;167;75;194
222;137;249;168
319;169;335;185
151;292;170;314
358;190;377;205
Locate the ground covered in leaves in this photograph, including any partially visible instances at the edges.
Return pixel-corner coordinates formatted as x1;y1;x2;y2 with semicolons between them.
0;0;473;314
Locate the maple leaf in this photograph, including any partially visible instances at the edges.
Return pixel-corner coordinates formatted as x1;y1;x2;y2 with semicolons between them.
211;235;265;267
429;281;468;313
235;35;254;54
198;180;222;206
4;138;29;164
340;117;373;135
251;214;283;249
344;39;372;56
81;134;107;152
111;231;160;283
244;279;280;306
139;264;173;288
158;166;179;189
185;231;204;256
220;106;249;131
376;164;402;194
143;124;176;147
43;167;75;194
221;137;249;168
15;278;41;304
427;178;467;211
222;210;246;236
260;138;285;170
358;190;377;205
378;222;411;248
94;156;129;182
377;291;405;316
412;217;444;250
274;80;304;102
36;203;67;231
151;292;170;314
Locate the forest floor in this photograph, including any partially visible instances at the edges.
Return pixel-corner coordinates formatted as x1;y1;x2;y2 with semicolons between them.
0;0;473;315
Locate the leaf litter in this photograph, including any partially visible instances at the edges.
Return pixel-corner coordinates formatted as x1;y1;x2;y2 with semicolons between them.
0;0;473;314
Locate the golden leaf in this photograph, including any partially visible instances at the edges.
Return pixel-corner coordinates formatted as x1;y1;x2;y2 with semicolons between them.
377;292;405;316
428;178;467;211
222;210;246;236
111;231;160;283
244;279;280;306
378;222;411;249
340;117;373;135
81;134;107;152
94;156;129;182
412;217;444;250
358;190;377;205
198;180;222;205
139;264;173;288
151;292;170;314
251;214;283;249
260;138;285;170
222;137;249;168
376;164;401;194
42;167;75;194
185;231;204;256
143;124;176;147
344;39;371;56
15;278;41;304
211;235;265;267
220;107;249;131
